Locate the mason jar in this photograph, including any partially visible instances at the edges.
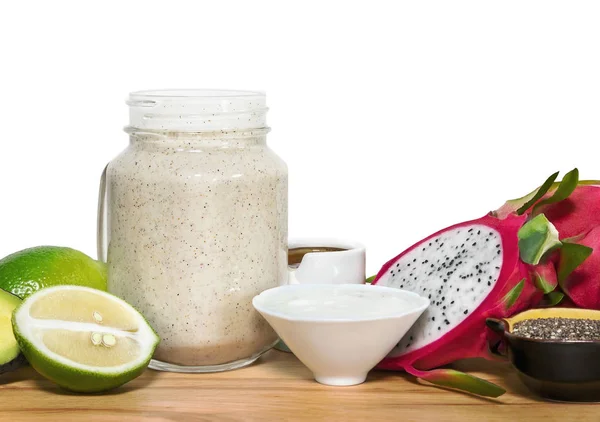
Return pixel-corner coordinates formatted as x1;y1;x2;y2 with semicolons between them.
97;90;288;372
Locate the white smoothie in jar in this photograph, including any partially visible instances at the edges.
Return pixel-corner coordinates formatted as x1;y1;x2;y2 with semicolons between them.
103;90;288;371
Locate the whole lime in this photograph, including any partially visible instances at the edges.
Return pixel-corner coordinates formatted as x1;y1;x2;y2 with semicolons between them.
0;246;106;299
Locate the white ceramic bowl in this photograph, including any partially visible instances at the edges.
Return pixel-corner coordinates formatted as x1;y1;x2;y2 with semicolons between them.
252;284;429;386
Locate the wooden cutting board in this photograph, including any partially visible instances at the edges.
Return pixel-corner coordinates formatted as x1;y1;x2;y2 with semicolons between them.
1;350;596;421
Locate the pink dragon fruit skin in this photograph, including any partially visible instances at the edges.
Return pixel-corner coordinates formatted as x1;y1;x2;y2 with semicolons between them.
559;226;600;309
526;258;558;296
541;185;600;239
372;213;544;375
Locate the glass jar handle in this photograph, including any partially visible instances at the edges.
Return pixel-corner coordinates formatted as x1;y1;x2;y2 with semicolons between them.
96;163;109;263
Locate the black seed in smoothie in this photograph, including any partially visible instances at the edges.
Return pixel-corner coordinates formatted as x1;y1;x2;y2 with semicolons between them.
512;317;600;341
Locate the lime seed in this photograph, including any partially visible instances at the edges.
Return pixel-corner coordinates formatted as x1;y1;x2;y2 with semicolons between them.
91;332;103;346
102;334;116;347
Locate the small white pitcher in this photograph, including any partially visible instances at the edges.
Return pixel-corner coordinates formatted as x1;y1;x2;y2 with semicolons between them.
287;238;366;285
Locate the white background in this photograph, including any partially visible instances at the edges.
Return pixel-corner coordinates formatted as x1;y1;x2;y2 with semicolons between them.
0;1;598;276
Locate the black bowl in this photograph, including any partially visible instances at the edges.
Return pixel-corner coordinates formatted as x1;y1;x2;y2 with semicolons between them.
487;308;600;402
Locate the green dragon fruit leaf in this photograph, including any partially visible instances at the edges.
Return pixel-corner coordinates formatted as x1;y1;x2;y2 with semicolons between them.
406;366;505;398
532;168;579;215
561;232;588;244
517;214;562;265
502;279;525;309
541;291;565;307
494;166;600;219
515;171;559;215
533;273;555;294
557;242;593;285
365;275;376;284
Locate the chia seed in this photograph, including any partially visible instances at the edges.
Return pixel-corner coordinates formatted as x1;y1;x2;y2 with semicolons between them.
512;318;600;341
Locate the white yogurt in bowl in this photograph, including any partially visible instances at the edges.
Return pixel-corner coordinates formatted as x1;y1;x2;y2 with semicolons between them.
253;284;429;386
262;287;422;319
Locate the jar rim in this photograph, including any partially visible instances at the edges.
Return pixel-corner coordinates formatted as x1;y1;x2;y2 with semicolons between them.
127;89;268;132
128;89;265;101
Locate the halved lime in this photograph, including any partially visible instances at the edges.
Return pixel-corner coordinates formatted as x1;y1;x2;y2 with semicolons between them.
12;285;159;392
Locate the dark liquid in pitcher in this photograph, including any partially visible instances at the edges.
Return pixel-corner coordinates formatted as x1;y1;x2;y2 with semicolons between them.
288;247;348;268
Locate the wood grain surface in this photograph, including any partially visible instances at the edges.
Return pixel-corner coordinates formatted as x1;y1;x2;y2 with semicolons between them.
0;350;596;421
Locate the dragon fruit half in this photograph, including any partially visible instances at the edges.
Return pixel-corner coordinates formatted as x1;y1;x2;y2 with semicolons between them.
372;169;591;397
